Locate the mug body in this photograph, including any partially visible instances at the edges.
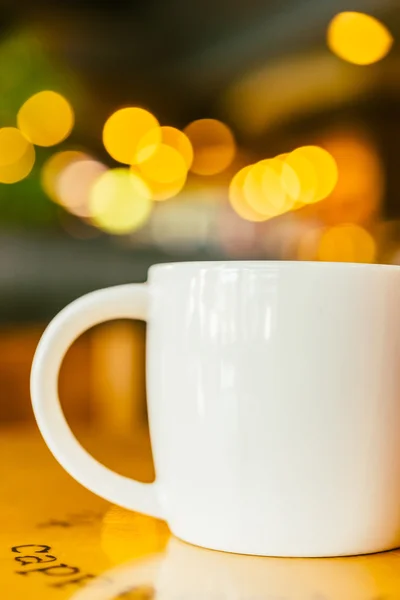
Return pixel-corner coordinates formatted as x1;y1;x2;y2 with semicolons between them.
147;261;400;556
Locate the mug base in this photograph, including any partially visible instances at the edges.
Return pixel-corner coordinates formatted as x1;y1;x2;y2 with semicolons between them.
170;528;400;558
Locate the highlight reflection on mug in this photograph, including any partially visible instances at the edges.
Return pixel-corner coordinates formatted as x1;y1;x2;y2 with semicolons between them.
72;509;400;600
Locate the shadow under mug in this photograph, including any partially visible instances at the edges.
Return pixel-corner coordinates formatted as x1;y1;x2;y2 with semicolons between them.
31;261;400;556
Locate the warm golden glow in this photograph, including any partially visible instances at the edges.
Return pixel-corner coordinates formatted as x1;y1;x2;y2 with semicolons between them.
57;159;107;217
313;131;383;225
134;126;191;200
242;161;267;215
41;150;88;202
17;91;74;147
243;158;298;217
101;506;169;565
132;166;187;201
294;146;338;202
262;162;287;214
0;127;30;166
89;168;152;234
230;146;336;223
317;224;376;263
279;156;301;201
162;126;193;169
137;126;193;169
0;127;35;184
102;107;160;165
0;143;35;183
184;118;236;175
282;150;317;205
243;161;277;217
263;158;298;213
229;165;267;222
139;143;187;184
327;12;393;65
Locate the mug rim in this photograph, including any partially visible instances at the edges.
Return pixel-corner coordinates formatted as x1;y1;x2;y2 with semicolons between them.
149;260;400;274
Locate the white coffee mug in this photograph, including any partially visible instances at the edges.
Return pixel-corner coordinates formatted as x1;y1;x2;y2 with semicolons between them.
31;261;400;557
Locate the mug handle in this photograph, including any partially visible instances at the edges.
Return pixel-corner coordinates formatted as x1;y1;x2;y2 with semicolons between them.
30;284;164;520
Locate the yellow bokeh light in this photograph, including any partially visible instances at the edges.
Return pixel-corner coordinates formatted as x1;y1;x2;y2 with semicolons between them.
317;224;376;263
280;157;301;201
132;166;187;201
242;161;269;215
17;91;74;147
244;161;279;217
282;150;317;205
327;12;393;65
146;176;187;201
262;159;298;213
243;158;298;217
0;142;35;184
102;107;160;165
57;159;107;217
41;150;89;202
313;131;383;225
89;168;152;234
184;118;236;175
295;146;338;202
261;164;287;214
139;143;187;184
0;128;30;166
134;126;191;199
136;126;193;169
161;126;193;169
229;166;267;222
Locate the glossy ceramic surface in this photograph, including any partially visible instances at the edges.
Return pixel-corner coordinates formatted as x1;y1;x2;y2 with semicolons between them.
31;261;400;556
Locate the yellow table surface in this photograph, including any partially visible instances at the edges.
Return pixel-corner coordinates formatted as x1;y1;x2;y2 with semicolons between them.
2;426;400;600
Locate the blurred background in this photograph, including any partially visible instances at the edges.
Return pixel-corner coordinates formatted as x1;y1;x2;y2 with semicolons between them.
0;0;398;434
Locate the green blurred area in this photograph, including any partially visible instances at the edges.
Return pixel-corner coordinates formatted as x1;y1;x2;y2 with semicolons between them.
0;30;81;226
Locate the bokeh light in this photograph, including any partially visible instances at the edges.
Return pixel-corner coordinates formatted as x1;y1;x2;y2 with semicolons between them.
184;118;236;175
243;158;298;217
0;128;30;166
132;166;187;201
139;144;187;184
261;162;288;215
327;12;393;65
312;131;383;225
229;166;267;222
244;161;280;217
279;156;301;201
293;146;338;202
0;142;35;184
262;159;298;213
89;168;152;234
17;91;74;147
161;126;193;169
282;150;317;205
57;159;108;217
137;126;193;169
229;146;338;226
317;224;376;263
102;107;160;165
41;150;89;202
